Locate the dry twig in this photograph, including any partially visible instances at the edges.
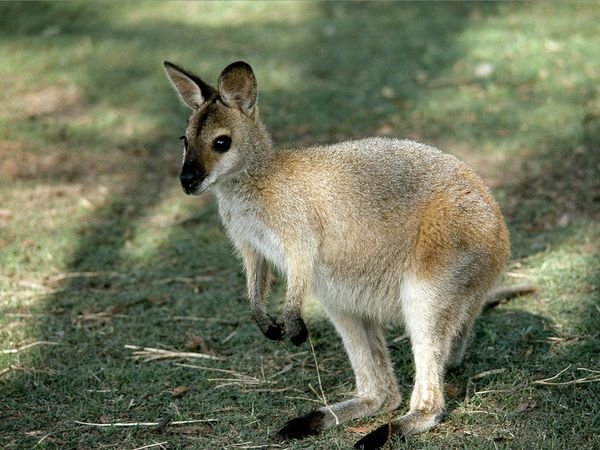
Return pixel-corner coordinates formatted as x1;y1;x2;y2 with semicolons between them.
505;271;536;280
471;368;507;380
130;442;168;450
152;275;213;285
533;365;600;386
225;444;281;449
74;418;216;428
47;271;124;284
175;363;257;381
1;341;59;354
124;345;222;361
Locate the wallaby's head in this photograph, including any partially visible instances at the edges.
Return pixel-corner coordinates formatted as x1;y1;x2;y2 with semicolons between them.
164;61;271;195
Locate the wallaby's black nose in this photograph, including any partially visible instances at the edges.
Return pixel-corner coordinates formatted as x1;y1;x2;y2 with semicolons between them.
180;163;204;195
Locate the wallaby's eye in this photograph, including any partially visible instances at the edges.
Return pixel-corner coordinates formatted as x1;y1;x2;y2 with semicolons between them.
213;135;232;153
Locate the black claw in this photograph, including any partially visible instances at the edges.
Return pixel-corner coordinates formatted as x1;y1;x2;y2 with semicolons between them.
260;314;284;340
263;322;284;341
288;318;308;346
354;423;399;450
275;410;325;441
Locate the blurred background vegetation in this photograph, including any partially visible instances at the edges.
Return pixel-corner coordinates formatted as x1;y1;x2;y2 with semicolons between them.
1;2;598;449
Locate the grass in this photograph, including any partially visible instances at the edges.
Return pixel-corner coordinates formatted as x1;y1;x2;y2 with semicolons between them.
1;1;599;449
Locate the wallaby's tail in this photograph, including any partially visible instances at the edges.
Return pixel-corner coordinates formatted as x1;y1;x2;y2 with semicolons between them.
483;284;537;311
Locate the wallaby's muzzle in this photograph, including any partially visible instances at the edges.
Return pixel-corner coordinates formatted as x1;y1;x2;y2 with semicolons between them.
179;163;205;195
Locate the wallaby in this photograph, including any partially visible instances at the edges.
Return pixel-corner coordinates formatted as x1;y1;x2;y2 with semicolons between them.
163;60;534;449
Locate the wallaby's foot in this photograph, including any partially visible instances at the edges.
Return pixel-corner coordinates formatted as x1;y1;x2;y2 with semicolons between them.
354;422;403;450
277;396;389;443
354;410;444;449
275;410;325;441
286;316;308;346
381;386;401;412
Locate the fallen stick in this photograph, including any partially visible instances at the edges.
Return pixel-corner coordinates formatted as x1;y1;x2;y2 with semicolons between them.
226;444;282;449
74;418;217;428
47;271;124;283
533;367;600;386
131;442;168;450
1;341;60;354
124;344;222;361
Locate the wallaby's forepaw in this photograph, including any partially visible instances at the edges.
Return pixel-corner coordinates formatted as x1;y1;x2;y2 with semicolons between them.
286;316;308;346
264;322;284;341
260;314;284;341
275;410;325;441
354;422;403;449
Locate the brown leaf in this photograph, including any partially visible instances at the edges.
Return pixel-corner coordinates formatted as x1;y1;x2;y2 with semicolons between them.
445;383;459;399
171;386;191;398
346;426;372;434
516;400;537;412
186;330;212;354
99;415;111;424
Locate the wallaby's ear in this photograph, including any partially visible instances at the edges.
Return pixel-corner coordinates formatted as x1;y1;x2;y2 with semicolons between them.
163;61;216;110
218;61;257;116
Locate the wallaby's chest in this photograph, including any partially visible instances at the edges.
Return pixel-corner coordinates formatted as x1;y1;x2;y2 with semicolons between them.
216;193;287;272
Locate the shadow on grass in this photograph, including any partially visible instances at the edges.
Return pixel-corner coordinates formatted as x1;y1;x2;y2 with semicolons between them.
500;108;600;344
1;2;598;449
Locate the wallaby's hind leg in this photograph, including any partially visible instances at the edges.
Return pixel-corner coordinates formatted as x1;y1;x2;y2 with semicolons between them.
276;309;397;441
446;302;482;369
364;317;401;411
446;326;473;370
355;289;461;450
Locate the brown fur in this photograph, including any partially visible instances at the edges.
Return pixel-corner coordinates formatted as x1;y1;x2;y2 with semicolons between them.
164;60;526;449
